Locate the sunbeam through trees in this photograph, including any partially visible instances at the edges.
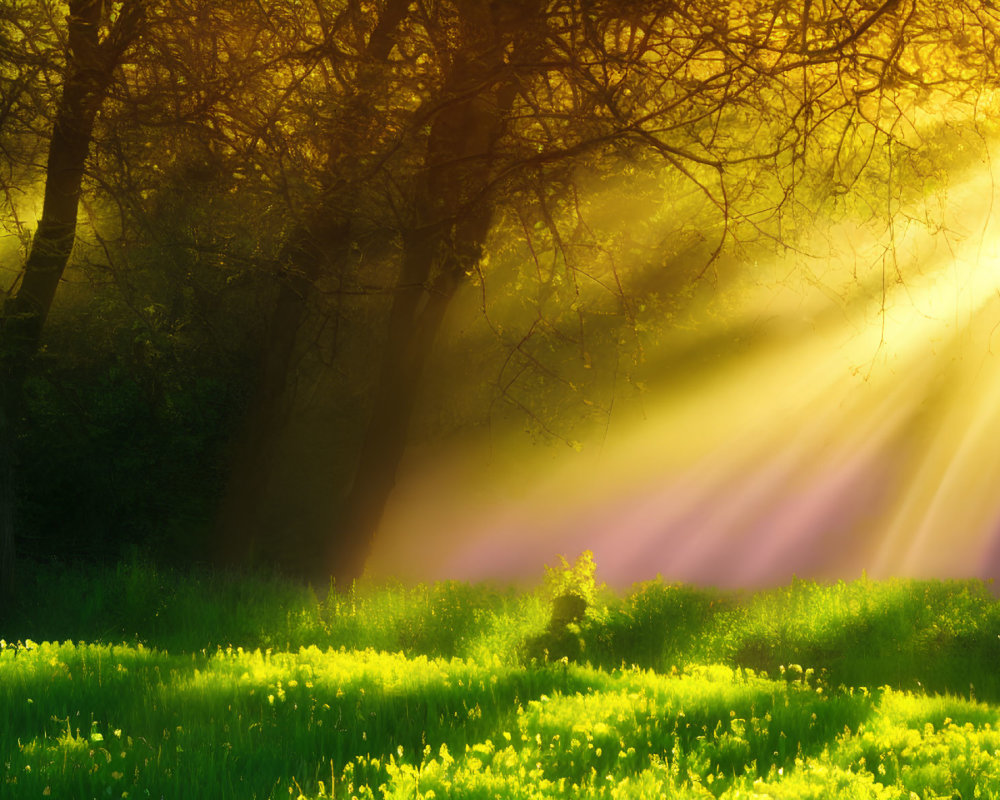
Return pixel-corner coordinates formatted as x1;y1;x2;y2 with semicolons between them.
2;0;1000;592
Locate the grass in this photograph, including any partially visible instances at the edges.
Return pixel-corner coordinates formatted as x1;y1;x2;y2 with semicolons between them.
3;557;1000;798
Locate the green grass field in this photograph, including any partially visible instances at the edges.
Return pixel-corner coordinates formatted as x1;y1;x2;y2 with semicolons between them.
4;556;1000;798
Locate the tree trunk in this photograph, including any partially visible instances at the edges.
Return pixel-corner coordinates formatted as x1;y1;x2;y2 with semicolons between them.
0;89;100;601
212;0;411;571
322;0;530;586
0;0;144;599
213;215;347;566
322;227;468;585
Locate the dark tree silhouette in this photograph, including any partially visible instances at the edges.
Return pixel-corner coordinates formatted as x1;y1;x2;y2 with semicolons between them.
0;0;147;600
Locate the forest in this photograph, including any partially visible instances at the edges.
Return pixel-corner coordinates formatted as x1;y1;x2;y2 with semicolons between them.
6;2;1000;798
3;0;1000;593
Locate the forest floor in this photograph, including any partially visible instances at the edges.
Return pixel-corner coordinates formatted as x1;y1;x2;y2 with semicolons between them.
3;558;1000;798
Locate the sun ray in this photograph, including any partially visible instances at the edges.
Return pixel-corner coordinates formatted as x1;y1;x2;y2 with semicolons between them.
368;150;1000;587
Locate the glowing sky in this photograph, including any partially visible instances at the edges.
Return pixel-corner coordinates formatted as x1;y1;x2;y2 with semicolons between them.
365;157;1000;589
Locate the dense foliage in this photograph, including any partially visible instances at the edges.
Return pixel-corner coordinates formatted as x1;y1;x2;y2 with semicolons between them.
3;561;1000;798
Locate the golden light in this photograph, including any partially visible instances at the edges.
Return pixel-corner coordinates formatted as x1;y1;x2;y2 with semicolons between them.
365;145;1000;589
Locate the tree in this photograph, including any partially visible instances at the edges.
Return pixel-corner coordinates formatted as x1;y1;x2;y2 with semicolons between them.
0;0;148;600
322;0;555;582
212;0;560;578
211;0;999;583
213;0;414;568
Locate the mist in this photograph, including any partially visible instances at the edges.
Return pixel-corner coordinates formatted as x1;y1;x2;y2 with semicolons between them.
364;151;1000;589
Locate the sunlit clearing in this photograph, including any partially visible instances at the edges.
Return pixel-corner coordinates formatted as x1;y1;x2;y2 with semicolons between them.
366;154;1000;589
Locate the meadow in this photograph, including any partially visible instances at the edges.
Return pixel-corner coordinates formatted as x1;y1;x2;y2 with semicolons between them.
3;555;1000;799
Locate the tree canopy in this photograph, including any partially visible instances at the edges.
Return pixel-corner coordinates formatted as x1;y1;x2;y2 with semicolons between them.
1;0;999;590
